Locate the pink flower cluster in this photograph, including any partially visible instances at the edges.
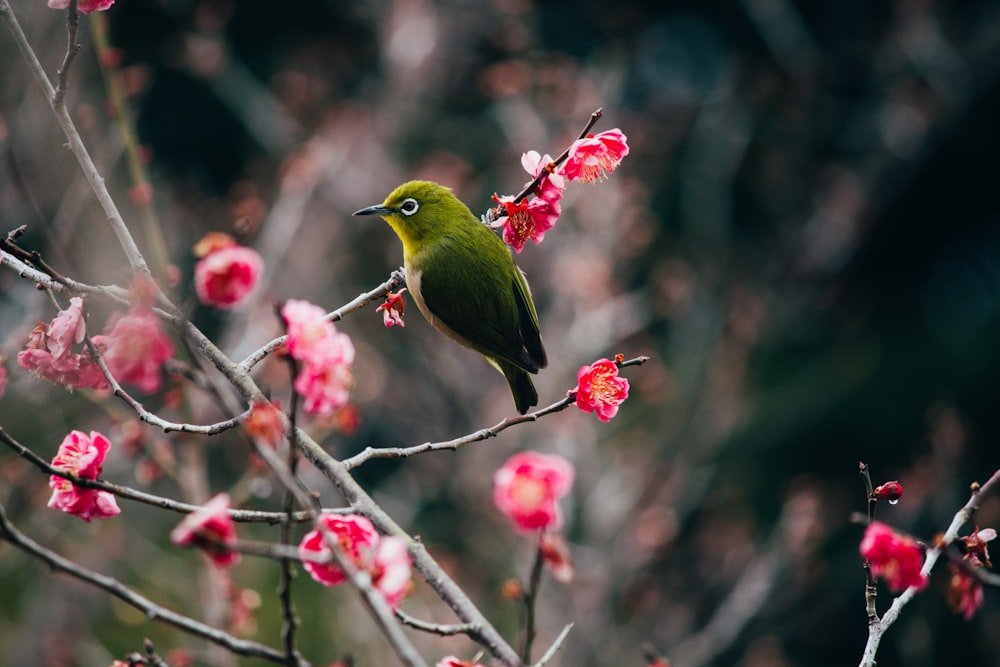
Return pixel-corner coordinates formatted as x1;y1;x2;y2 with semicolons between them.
17;296;174;393
493;451;574;533
299;514;412;610
193;232;263;309
491;129;629;253
947;527;996;620
48;430;121;522
16;297;108;390
170;494;241;568
48;0;115;13
859;521;928;593
572;357;630;422
281;300;355;416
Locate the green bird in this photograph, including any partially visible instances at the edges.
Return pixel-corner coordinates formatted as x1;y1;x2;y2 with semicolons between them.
354;180;547;414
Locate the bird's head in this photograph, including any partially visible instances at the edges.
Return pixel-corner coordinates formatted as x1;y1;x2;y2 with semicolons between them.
353;180;472;253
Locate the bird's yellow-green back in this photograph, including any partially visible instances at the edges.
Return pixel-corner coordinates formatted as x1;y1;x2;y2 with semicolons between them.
354;180;547;413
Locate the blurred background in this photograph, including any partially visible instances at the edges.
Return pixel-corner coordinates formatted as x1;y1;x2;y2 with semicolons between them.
2;0;1000;665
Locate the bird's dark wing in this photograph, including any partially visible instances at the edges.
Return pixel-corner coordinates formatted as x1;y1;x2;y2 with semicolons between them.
417;232;546;373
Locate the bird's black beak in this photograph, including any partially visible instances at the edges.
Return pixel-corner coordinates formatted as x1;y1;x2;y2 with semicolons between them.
353;204;392;216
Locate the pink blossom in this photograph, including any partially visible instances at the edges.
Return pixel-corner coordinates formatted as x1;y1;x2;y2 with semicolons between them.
282;300;355;416
376;288;408;328
572;358;630;422
491;194;560;254
282;299;337;366
560;128;629;183
170;494;241;567
48;0;116;13
0;357;7;399
539;532;574;583
873;480;903;502
244;400;286;447
859;521;928;593
194;244;263;309
300;514;379;588
17;318;109;391
493;451;575;533
521;150;565;203
101;307;174;393
436;658;487;667
371;536;413;610
46;297;86;359
48;430;121;522
948;563;984;620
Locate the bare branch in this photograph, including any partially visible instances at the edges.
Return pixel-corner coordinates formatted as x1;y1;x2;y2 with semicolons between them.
0;501;306;666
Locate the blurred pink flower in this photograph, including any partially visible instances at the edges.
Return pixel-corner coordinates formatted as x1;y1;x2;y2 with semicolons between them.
48;430;121;522
48;0;116;13
244;399;286;447
560;128;629;183
17;309;109;391
572;358;630;422
300;514;379;588
948;563;984;620
0;357;7;399
859;521;927;593
171;493;241;567
101;307;174;393
371;536;413;610
282;299;355;416
194;244;263;309
493;451;574;533
521;150;565;203
540;532;574;583
491;194;560;254
282;299;336;365
46;297;86;359
437;658;487;667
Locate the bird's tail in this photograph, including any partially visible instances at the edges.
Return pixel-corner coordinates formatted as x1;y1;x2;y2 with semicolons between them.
503;364;539;415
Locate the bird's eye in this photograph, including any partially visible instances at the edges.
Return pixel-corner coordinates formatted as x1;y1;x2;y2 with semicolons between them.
400;198;419;216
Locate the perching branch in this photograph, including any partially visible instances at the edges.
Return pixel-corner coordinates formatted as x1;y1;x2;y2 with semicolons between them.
0;501;306;666
343;355;649;470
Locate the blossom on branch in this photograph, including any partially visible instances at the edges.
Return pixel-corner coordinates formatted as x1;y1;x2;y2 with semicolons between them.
98;307;174;393
946;526;996;620
490;193;560;254
16;298;109;391
170;493;241;567
873;480;903;502
244;399;286;447
493;451;575;533
282;299;355;416
859;521;928;593
48;430;121;522
376;288;408;328
521;150;565;204
572;358;630;422
193;233;263;309
299;513;412;610
47;0;116;13
560;128;630;183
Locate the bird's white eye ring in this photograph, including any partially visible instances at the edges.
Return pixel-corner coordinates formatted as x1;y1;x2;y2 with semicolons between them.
400;198;419;216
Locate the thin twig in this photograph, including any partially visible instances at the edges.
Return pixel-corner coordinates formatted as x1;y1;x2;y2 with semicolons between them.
0;502;307;666
521;535;546;663
531;623;574;667
395;610;481;637
343;356;649;470
53;0;81;107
